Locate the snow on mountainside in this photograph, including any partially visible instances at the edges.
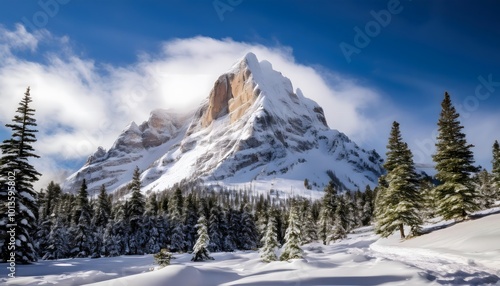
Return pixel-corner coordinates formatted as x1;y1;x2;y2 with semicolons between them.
63;53;384;196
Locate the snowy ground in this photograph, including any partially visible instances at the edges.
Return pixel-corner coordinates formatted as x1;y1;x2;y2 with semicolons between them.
2;209;500;286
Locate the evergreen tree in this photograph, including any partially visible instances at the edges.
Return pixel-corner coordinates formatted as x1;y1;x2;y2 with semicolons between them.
492;140;500;198
280;202;302;261
191;215;213;261
221;208;237;252
238;204;258;250
301;201;317;244
432;92;478;220
42;215;69;260
169;190;186;252
183;193;199;252
476;169;495;209
318;182;336;244
207;205;223;252
70;179;94;257
0;87;41;263
93;184;111;229
376;122;422;239
143;194;161;254
259;215;279;262
328;194;349;242
361;185;375;226
127;167;145;254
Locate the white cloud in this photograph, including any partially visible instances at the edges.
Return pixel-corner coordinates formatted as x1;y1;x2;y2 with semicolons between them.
0;26;390;190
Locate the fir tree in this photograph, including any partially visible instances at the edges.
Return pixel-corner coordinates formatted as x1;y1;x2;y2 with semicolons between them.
476;169;495;209
93;184;111;229
238;204;258;250
260;215;279;262
183;193;199;252
70;179;94;257
127;166;145;254
328;195;349;242
207;205;223;252
492;140;500;198
301;201;317;244
169;190;186;252
0;87;41;263
375;122;422;239
191;215;213;261
432;92;478;220
280;202;302;261
318;182;337;244
42;215;69;260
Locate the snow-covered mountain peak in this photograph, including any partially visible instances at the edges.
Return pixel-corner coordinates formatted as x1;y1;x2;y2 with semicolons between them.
64;54;384;196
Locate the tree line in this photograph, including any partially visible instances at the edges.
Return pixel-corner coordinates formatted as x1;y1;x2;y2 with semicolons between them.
1;88;499;265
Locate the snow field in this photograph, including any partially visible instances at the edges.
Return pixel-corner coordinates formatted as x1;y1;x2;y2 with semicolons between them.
3;211;499;286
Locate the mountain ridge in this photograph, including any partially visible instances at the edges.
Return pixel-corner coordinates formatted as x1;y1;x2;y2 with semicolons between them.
63;53;384;196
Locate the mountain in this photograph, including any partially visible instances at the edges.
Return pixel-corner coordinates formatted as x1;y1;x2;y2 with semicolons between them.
63;53;384;196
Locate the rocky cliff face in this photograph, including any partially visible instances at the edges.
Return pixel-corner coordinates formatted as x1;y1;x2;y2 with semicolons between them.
64;53;384;196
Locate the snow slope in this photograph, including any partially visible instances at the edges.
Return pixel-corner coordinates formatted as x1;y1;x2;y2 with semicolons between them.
4;211;499;286
63;53;384;197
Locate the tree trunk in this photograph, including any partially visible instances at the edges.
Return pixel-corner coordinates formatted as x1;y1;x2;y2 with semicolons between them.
399;224;405;239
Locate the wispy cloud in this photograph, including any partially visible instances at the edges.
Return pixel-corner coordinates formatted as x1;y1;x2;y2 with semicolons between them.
0;26;392;190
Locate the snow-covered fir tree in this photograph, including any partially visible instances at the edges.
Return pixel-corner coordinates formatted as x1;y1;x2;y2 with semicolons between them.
70;179;94;257
42;215;68;260
183;193;199;252
301;200;318;244
432;92;478;221
328;194;349;243
318;182;337;245
127;166;146;254
260;215;279;262
0;87;41;263
143;194;162;254
169;189;186;252
376;121;422;239
208;205;224;252
238;204;258;250
280;202;302;261
475;169;495;209
492;140;500;197
191;215;213;261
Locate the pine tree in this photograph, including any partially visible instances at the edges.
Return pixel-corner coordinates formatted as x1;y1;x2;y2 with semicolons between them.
476;169;495;209
301;201;317;244
318;182;336;244
376;122;422;239
260;215;279;262
328;194;349;242
0;87;41;263
238;204;258;250
492;140;500;199
42;215;69;260
280;202;302;261
127;166;145;254
191;215;213;261
183;193;199;252
432;92;478;221
207;205;223;252
143;194;161;254
169;190;186;252
70;179;94;257
93;184;111;229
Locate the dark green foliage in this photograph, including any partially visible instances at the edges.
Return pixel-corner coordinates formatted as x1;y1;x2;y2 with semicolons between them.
432;92;478;220
376;121;422;239
154;248;173;267
492;140;500;198
0;87;41;263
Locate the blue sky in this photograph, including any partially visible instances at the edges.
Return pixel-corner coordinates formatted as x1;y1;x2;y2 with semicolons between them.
0;0;499;188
